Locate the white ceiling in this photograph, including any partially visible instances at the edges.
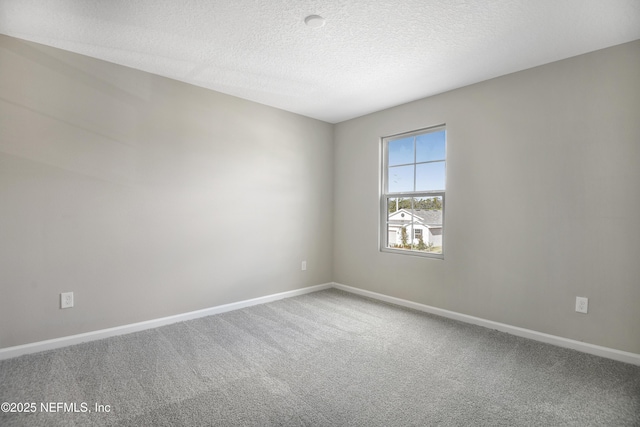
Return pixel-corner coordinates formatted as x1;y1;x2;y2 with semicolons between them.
1;0;639;123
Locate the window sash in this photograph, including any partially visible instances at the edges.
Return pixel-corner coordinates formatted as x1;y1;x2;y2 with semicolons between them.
381;193;445;258
381;125;446;259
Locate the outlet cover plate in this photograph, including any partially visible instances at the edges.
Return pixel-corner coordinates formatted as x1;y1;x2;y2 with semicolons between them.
61;292;74;309
575;296;588;314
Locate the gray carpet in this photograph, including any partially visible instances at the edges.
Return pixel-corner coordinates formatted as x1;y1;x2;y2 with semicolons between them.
1;289;639;426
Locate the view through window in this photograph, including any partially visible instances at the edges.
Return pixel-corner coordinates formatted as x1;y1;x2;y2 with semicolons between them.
381;126;446;258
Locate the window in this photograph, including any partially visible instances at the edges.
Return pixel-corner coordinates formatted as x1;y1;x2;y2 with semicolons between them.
381;125;446;258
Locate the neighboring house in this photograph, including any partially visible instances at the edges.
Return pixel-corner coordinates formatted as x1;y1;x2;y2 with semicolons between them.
387;209;443;247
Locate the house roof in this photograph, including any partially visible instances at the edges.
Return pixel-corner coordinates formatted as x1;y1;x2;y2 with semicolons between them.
389;209;442;226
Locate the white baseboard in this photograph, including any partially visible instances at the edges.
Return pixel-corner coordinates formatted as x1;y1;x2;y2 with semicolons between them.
0;283;332;361
3;281;638;366
332;282;640;366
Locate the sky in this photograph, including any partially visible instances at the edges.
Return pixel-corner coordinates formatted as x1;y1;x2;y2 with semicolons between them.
387;129;445;193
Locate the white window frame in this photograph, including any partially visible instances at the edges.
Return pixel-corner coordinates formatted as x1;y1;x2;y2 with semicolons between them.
380;125;446;259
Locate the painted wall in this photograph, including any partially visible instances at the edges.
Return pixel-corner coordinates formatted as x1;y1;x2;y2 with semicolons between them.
334;40;640;354
2;34;639;356
0;36;334;348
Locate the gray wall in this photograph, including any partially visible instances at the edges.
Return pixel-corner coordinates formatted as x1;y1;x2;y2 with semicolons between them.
334;40;640;354
0;36;334;348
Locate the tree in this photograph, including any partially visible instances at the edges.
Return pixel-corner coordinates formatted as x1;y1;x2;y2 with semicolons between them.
414;197;442;210
389;197;442;213
388;198;412;213
417;235;427;251
400;226;408;248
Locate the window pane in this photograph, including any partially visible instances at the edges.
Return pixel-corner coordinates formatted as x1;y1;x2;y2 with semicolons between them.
415;161;445;191
387;224;413;250
387;197;412;249
388;136;414;166
411;196;443;254
416;130;445;163
388;165;414;193
386;223;398;248
387;197;399;214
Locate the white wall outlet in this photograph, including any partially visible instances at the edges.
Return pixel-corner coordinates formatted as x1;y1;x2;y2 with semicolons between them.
61;292;74;309
575;296;588;314
301;261;307;271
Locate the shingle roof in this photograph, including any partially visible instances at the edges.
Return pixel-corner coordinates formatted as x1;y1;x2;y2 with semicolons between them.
406;209;442;226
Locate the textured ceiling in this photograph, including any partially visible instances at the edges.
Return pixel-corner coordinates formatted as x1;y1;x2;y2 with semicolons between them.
1;0;639;123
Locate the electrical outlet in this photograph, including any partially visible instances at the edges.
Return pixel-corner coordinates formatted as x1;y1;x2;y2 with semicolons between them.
61;292;74;309
301;261;307;271
575;296;588;314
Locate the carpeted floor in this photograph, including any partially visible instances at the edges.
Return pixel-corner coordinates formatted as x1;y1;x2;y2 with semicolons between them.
1;288;639;426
